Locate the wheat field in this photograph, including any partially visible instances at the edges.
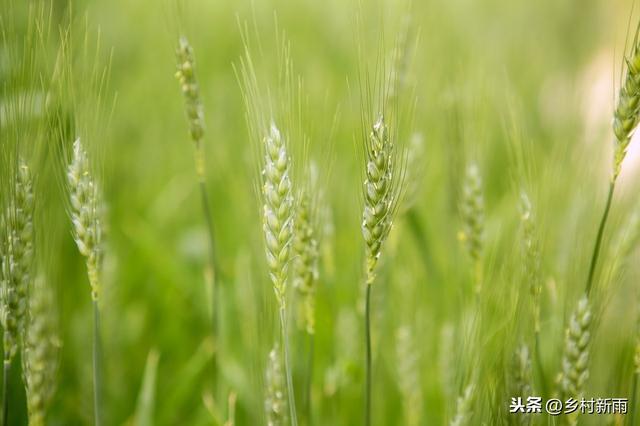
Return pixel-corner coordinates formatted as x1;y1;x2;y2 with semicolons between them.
2;0;640;425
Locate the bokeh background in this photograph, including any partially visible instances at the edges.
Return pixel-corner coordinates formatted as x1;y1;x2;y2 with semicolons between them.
3;0;640;424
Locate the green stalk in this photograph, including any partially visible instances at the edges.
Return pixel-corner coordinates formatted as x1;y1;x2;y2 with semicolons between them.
198;179;218;325
93;300;103;426
533;331;548;397
305;334;314;425
279;306;298;426
198;177;220;394
630;373;639;426
2;359;10;426
365;284;372;426
585;181;615;296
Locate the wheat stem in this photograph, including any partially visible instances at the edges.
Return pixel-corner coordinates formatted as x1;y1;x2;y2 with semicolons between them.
198;178;220;390
304;334;314;425
93;300;103;426
2;359;9;426
364;283;372;426
630;374;639;426
279;306;298;426
585;181;615;296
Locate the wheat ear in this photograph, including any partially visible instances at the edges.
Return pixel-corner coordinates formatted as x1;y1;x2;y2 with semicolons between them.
261;122;298;426
67;139;103;301
174;37;221;396
613;34;640;180
361;115;401;426
175;36;206;180
586;29;640;295
459;163;484;294
66;138;104;426
0;160;34;425
362;116;397;285
557;295;591;426
262;123;294;307
22;275;60;426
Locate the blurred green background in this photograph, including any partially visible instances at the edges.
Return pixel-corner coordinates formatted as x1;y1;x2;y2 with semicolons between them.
3;0;640;424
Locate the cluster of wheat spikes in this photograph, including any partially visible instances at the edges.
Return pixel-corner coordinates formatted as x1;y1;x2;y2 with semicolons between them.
545;17;640;426
8;5;640;424
0;145;97;426
180;13;640;426
0;155;63;426
584;21;640;297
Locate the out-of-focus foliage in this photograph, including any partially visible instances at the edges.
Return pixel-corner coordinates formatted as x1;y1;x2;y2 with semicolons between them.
2;0;640;424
